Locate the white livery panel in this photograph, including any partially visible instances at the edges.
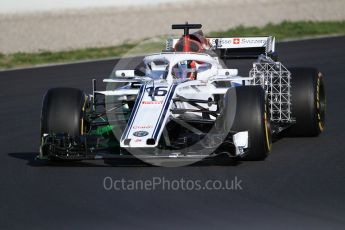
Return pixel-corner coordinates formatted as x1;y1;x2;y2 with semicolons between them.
120;83;177;148
166;36;275;53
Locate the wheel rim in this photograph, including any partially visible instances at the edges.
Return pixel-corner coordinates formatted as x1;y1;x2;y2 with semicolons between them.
317;72;326;132
264;112;272;152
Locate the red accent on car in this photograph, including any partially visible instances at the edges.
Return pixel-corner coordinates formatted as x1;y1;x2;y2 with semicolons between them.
183;35;190;52
233;38;240;45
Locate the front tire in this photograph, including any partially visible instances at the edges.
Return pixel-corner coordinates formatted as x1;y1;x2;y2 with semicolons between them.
286;68;326;137
218;86;272;160
41;87;86;138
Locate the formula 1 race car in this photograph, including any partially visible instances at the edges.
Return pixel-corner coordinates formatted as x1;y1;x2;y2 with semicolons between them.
39;23;326;165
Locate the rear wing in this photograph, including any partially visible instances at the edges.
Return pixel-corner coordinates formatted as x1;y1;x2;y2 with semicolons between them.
166;36;276;59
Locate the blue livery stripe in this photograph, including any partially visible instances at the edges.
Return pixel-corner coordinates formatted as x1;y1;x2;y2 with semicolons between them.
151;85;174;138
121;85;146;141
153;84;177;140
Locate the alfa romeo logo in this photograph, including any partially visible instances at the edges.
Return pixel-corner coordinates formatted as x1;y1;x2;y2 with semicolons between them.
133;131;149;137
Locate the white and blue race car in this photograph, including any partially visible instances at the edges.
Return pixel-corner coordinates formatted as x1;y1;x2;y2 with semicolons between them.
39;23;326;165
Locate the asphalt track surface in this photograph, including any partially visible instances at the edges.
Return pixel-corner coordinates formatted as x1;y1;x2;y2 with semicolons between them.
1;36;345;229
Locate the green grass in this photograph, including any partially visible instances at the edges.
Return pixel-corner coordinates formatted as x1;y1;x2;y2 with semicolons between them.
0;43;137;69
1;20;344;70
208;20;345;39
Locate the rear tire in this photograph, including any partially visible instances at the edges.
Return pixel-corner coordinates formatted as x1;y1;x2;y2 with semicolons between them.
286;68;326;137
41;87;86;138
218;86;272;160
